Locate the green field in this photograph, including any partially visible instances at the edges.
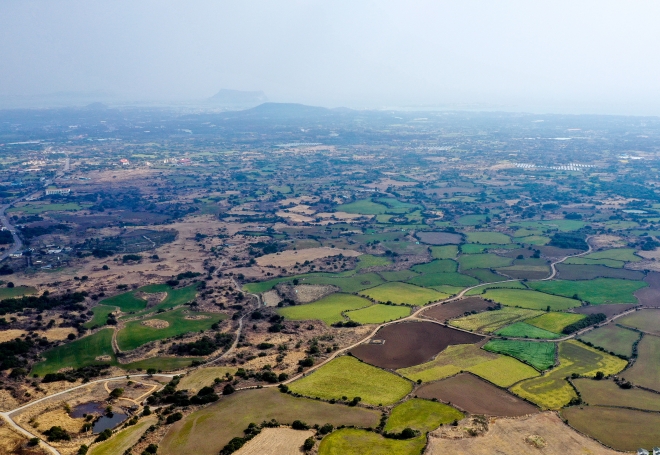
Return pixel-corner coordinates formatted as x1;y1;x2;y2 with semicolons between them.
525;312;585;333
457;214;487;226
397;343;538;386
301;272;386;293
573;378;660;411
116;308;225;351
618;309;660;336
464;269;508;283
483;340;556;371
31;328;116;376
83;304;116;329
89;416;158;455
464;281;527;295
564;257;625;268
510;340;628;409
177;366;237;392
518;235;551;245
359;282;445;306
622;334;660;392
101;292;148;312
7;202;91;214
460;244;514;254
479;288;581;311
494;322;561;339
346;304;411;324
450;307;543;333
319;428;426;455
579;323;640;357
458;253;512;270
411;259;457;274
430;245;458;259
356;254;392;270
278;293;372;325
582;248;641;262
466;231;511;244
384;399;463;433
408;272;479;288
288;356;412;405
160;388;380;455
0;285;36;299
379;270;419;282
513;219;585;232
338;199;388;215
529;278;646;304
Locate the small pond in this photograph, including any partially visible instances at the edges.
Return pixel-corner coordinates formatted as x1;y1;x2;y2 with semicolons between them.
70;402;129;434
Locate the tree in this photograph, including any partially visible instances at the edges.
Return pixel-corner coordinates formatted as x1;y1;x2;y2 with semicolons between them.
223;383;235;395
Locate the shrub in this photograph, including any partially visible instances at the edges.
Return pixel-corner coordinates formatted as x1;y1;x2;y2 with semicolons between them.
166;412;183;424
44;426;71;442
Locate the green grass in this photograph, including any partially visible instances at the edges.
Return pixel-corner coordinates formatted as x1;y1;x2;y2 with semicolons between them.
101;292;147;312
431;285;466;295
458;253;512;270
457;214;487;226
278;293;372;325
579;324;640;357
513;228;543;237
301;272;386;293
518;235;551;245
430;245;458;259
563;257;625;268
618;309;660;336
0;286;36;299
83;305;116;329
511;340;628;409
513;219;585;232
116;308;226;351
483;340;556;371
466;356;540;387
346;304;411;324
384;399;463;433
450;307;543;333
494;322;561;339
466;232;511;244
356;254;392;270
582;248;641;262
529;278;647;304
89;416;158;455
289;356;412;405
379;270;419;281
408;272;479;288
31;329;116;376
7;202;90;214
360;282;446;306
464;281;527;295
479;288;581;311
621;334;660;392
525;312;586;333
464;269;508;283
411;259;457;274
319;428;426;455
573;377;660;411
338;199;388;215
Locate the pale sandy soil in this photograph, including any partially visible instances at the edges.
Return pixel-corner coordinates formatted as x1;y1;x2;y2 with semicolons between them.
0;329;27;342
291;284;337;303
638;248;660;260
256;247;360;267
590;235;626;249
235;427;313;455
279;196;318;206
316;211;371;220
141;319;169;328
288;205;316;215
275;211;315;223
426;412;619;455
262;290;281;307
627;260;660;271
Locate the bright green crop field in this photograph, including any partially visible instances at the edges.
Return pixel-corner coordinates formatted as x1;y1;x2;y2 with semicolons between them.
484;340;556;371
494;322;561;339
479;288;581;311
384;399;463;433
278;293;371;325
450;307;543;333
458;253;512;270
529;278;646;304
408;272;479;288
346;304;410;324
319;428;426;455
430;245;458;259
360;282;446;306
525;312;585;334
411;259;457;274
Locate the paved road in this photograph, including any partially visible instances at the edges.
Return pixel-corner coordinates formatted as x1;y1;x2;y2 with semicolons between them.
0;204;23;261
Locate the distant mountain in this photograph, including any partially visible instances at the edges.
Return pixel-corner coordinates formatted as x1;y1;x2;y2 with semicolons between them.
244;102;332;117
208;89;268;107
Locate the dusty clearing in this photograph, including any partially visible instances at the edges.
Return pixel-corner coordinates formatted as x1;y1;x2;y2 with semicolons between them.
0;329;28;342
262;290;281;306
256;247;360;267
234;427;312;455
589;235;625;249
141;319;169;328
427;412;618;455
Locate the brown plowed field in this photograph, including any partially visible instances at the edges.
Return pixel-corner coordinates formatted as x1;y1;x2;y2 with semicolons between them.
634;271;660;307
416;231;462;245
556;264;645;280
235;428;313;455
573;303;637;318
427;412;619;455
416;373;538;417
350;321;483;369
422;297;494;322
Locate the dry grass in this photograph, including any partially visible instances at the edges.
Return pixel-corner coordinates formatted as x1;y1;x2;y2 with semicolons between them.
0;329;28;342
256;247;360;267
234;427;313;455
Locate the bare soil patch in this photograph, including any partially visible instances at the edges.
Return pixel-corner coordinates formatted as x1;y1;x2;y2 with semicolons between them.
141;319;169;328
427;412;618;455
572;303;637;318
184;315;210;320
416;373;538;417
590;235;626;249
262;289;281;307
416;231;462;245
350;321;483;369
235;427;313;455
556;264;645;281
39;327;79;341
276;283;338;304
634;271;660;307
256;247;360;267
422;297;494;322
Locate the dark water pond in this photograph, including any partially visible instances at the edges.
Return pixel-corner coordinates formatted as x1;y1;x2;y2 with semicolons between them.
70;402;129;433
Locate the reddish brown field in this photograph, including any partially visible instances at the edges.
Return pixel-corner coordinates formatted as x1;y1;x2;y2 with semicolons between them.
416;373;538;417
634;271;660;307
573;303;637;318
416;231;462;245
538;246;582;258
422;297;494;322
556;264;645;281
350;321;483;369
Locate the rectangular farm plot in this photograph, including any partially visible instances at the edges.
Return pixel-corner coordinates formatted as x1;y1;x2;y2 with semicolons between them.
449;307;543;333
510;340;627;409
345;304;410;324
494;322;561;340
582;247;642;262
278;294;372;325
430;245;458;259
408;272;478;288
288;356;412;405
483;340;556;371
465;231;511;244
318;428;426;455
479;289;580;311
579;323;640;357
422;297;495;322
359;282;446;306
563;257;625;268
416;373;539;417
411;259;457;274
525;312;585;334
529;278;647;304
467;356;539;387
116;309;225;351
622;334;660;392
464;281;527;295
573;378;660;411
458;253;512;270
617;309;660;335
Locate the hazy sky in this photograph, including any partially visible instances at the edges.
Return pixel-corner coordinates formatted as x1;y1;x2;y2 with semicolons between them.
2;0;660;114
